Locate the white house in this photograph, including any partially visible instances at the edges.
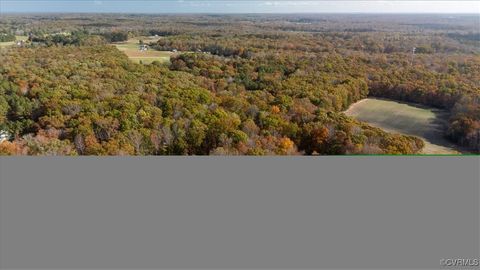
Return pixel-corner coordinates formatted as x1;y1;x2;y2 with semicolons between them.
0;130;10;143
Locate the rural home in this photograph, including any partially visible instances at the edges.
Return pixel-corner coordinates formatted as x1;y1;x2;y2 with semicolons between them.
0;130;10;143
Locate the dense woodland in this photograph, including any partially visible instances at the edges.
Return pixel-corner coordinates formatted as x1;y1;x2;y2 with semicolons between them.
0;14;479;155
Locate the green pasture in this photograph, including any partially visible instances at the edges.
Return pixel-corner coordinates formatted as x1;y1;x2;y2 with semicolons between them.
344;98;463;154
112;36;174;64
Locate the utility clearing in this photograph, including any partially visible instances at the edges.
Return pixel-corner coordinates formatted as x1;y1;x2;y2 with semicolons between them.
345;98;463;154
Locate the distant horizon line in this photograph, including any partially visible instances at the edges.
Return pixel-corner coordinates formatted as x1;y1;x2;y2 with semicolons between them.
2;11;479;15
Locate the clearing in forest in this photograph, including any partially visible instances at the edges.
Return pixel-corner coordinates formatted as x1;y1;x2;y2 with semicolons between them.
112;36;175;64
0;35;29;48
344;98;463;154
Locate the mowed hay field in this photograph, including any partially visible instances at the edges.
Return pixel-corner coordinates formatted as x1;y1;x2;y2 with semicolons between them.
344;98;462;154
113;36;174;64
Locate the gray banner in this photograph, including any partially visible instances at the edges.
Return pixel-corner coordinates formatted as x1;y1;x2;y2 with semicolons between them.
0;157;479;269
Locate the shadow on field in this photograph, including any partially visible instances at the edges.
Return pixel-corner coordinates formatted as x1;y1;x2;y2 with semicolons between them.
423;111;453;146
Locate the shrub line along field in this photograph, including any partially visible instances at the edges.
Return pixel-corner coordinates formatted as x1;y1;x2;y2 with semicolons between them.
344;98;464;154
112;36;175;64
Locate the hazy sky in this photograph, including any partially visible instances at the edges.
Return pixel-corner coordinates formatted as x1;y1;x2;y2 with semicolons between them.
1;0;480;14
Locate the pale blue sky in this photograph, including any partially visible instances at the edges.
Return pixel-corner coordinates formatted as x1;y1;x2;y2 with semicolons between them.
1;1;479;14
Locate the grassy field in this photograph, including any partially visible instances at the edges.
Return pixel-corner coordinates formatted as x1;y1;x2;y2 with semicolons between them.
0;35;28;48
112;36;174;64
344;98;463;154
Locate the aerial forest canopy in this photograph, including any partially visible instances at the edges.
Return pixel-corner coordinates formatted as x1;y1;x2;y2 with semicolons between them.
0;14;478;155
